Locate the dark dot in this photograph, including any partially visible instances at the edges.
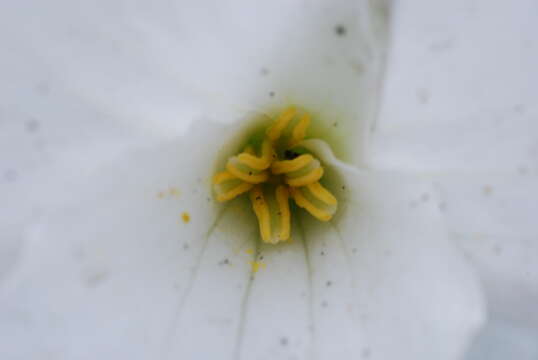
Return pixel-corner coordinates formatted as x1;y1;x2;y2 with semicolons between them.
259;255;264;260
321;301;328;308
248;171;253;176
284;150;300;160
514;104;525;114
25;119;40;133
4;169;18;183
352;248;357;254
320;251;325;256
269;91;275;97
35;81;50;96
333;122;338;127
438;202;447;212
362;347;371;358
326;280;332;287
420;193;430;202
260;67;269;76
280;337;288;346
219;258;230;265
335;24;347;37
256;196;261;200
341;185;346;190
518;165;528;175
183;243;190;250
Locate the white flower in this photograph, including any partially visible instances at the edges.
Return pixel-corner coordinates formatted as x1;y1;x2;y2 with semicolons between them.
2;1;536;360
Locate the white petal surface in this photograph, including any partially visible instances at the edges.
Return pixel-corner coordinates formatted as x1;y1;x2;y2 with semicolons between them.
366;1;538;357
1;0;390;163
304;140;485;360
0;121;227;359
368;0;538;173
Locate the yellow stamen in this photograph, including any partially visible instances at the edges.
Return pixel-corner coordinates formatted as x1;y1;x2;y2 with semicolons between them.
226;162;269;184
236;139;273;170
286;166;324;187
289;187;333;222
212;171;236;184
266;107;296;141
212;107;338;245
249;186;271;242
217;182;254;202
289;113;311;147
306;182;337;205
275;185;291;241
212;171;254;202
271;154;314;174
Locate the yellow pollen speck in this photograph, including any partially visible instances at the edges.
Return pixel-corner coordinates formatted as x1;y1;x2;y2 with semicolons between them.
249;260;266;273
181;212;190;223
245;248;254;255
211;107;339;245
157;191;165;199
169;188;180;196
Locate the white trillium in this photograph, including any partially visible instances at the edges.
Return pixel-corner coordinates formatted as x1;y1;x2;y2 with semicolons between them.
1;1;537;360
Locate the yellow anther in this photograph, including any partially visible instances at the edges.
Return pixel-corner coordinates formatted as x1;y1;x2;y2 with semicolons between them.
289;187;333;222
266;107;296;141
286;166;324;187
212;171;254;202
289;113;311;147
226;162;269;184
249;186;271;243
236;139;273;170
306;182;337;205
212;171;236;184
275;185;291;241
271;154;314;174
216;182;254;202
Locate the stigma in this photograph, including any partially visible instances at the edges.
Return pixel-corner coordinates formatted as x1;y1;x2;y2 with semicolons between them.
212;107;338;244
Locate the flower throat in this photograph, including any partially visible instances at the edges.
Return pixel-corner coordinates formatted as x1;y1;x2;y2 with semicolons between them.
213;107;337;244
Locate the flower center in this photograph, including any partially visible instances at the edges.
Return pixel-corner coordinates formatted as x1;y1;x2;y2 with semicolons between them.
212;107;338;244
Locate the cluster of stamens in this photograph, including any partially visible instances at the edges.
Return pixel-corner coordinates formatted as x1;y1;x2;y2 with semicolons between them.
212;107;337;244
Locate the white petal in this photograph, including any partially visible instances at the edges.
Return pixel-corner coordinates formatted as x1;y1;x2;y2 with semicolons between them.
432;173;538;351
2;0;390;162
0;120;230;359
367;0;538;173
303;139;485;360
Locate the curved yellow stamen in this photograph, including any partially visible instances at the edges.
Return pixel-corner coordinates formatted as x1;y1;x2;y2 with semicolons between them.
266;107;296;141
216;182;254;202
286;166;324;187
289;113;311;147
226;162;269;184
290;187;333;222
306;182;337;205
249;186;271;242
212;171;236;185
275;186;291;241
271;154;313;174
236;140;273;170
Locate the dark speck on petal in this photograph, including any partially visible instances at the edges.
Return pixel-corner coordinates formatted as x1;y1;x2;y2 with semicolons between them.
4;169;18;183
25;118;40;133
334;24;347;37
